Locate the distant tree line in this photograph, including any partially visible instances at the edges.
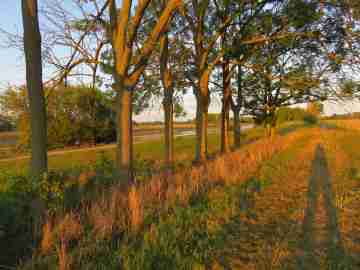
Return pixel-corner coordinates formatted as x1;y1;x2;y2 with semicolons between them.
0;85;116;149
0;116;13;132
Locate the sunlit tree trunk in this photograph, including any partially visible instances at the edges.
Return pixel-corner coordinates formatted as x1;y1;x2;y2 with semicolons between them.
91;70;98;146
220;12;231;154
160;34;174;173
265;106;277;138
108;0;180;180
159;4;174;173
163;92;174;170
232;65;243;149
114;83;133;181
195;95;209;162
221;58;231;153
270;111;277;138
233;108;241;148
195;68;211;162
21;0;48;176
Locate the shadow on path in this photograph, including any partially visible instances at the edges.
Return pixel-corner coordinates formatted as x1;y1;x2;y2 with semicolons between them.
298;145;349;269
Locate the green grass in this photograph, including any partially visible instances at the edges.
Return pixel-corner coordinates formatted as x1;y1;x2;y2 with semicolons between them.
0;126;266;174
48;126;312;270
1;121;321;269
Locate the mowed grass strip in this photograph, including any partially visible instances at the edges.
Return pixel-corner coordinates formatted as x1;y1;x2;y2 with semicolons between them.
0;127;266;174
321;127;360;266
215;126;360;269
213;128;319;269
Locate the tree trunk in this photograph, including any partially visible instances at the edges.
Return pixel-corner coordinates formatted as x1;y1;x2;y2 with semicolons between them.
270;125;276;138
220;15;231;154
233;109;241;149
221;61;231;154
163;92;174;172
221;100;230;153
232;64;243;149
266;123;271;137
160;32;174;173
21;0;48;176
195;96;208;162
91;87;97;146
115;87;133;181
270;114;277;138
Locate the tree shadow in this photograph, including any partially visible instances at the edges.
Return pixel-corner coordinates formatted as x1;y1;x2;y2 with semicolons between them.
210;145;356;270
296;145;351;269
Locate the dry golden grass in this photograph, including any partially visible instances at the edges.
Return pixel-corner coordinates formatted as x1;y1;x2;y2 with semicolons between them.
57;241;71;270
24;126;360;269
128;185;144;233
327;119;360;131
40;221;53;255
39;129;308;257
220;134;320;269
214;127;360;269
320;128;360;264
57;212;83;243
87;186;127;239
78;171;96;186
88;200;116;239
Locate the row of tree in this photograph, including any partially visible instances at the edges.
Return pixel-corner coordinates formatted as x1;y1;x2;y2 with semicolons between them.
18;0;360;180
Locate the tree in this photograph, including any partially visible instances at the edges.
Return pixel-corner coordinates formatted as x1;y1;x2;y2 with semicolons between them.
21;0;48;176
237;0;348;136
107;0;181;180
212;0;232;154
160;26;175;172
155;0;189;172
0;116;13;132
183;0;236;161
232;65;243;148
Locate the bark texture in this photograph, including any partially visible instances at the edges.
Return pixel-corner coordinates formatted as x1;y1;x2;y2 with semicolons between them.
108;0;181;180
160;33;174;171
115;88;133;180
22;0;48;176
195;98;209;161
221;55;231;153
231;65;243;149
233;108;241;148
195;69;211;162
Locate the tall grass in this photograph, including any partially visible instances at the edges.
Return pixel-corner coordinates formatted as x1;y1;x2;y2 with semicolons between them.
326;119;360;131
21;130;310;269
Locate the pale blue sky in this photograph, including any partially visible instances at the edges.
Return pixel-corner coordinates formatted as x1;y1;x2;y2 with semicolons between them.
0;1;24;88
0;1;359;120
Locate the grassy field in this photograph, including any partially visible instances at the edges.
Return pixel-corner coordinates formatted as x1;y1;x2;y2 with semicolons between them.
5;120;360;269
0;125;264;175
